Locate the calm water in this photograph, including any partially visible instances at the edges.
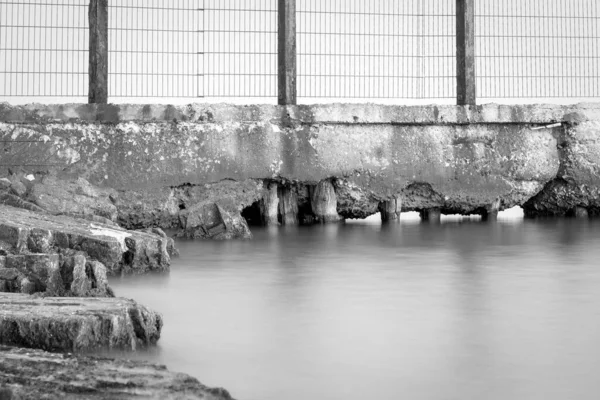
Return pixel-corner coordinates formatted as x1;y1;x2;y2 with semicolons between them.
109;212;600;400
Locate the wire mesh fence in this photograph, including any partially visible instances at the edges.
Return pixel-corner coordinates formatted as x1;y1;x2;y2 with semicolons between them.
475;0;600;99
0;0;599;103
108;0;202;98
297;0;455;99
0;0;88;97
203;0;277;98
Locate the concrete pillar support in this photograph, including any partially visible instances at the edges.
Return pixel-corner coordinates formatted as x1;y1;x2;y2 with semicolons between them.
482;198;501;221
260;182;279;226
311;180;342;223
278;185;299;225
573;206;589;219
379;197;401;223
420;208;441;223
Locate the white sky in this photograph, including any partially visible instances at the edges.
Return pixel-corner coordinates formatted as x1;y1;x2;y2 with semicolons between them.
0;0;598;105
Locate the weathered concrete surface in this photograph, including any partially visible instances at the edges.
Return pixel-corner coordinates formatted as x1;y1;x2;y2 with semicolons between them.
1;102;600;218
379;197;401;222
0;205;173;275
114;186;181;229
524;119;600;217
0;346;235;400
27;175;119;222
0;293;162;352
311;180;342;223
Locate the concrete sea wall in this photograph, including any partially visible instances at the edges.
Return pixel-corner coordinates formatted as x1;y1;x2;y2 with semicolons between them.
1;102;600;230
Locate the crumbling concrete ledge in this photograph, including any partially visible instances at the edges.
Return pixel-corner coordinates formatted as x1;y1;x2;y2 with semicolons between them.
0;293;162;352
2;102;600;223
0;345;235;400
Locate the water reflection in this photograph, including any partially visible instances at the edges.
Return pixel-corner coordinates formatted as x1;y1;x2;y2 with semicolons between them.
109;216;600;400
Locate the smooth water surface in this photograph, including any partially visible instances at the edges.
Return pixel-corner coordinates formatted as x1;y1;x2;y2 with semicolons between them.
109;214;600;400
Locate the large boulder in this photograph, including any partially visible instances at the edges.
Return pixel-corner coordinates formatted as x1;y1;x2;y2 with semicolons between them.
0;205;174;275
0;345;235;400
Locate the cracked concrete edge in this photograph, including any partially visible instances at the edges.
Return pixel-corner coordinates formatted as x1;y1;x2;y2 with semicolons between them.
1;102;600;125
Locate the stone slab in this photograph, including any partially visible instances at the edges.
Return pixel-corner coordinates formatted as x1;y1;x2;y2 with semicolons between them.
0;293;162;352
0;345;234;400
0;205;172;275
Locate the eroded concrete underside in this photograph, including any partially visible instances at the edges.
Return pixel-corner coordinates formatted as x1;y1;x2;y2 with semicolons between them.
1;102;600;233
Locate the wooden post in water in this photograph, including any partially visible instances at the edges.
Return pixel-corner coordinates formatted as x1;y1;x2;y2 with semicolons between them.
456;0;476;105
88;0;109;104
278;0;296;105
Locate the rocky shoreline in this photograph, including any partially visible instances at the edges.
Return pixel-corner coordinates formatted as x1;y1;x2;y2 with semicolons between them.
0;346;234;400
1;102;600;398
0;173;236;399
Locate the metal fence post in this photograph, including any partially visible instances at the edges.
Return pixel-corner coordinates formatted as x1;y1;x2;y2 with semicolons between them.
456;0;476;105
278;0;296;105
88;0;108;104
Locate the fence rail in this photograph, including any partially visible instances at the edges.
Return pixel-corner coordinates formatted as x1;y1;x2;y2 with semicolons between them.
0;0;599;104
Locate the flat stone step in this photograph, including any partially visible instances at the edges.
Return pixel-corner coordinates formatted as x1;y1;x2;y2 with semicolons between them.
0;293;162;352
0;345;235;400
0;205;174;275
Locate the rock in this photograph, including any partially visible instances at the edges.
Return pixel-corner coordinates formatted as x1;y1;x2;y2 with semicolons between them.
0;267;19;292
88;260;110;295
57;212;118;227
115;186;181;230
0;268;18;281
4;254;63;295
0;254;112;297
0;205;175;275
19;277;35;294
0;293;162;352
137;227;178;257
0;178;11;190
0;192;46;213
400;182;445;212
27;176;118;222
0;345;235;400
177;180;264;213
179;202;251;240
68;254;91;296
334;179;380;219
9;181;27;197
174;180;261;238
